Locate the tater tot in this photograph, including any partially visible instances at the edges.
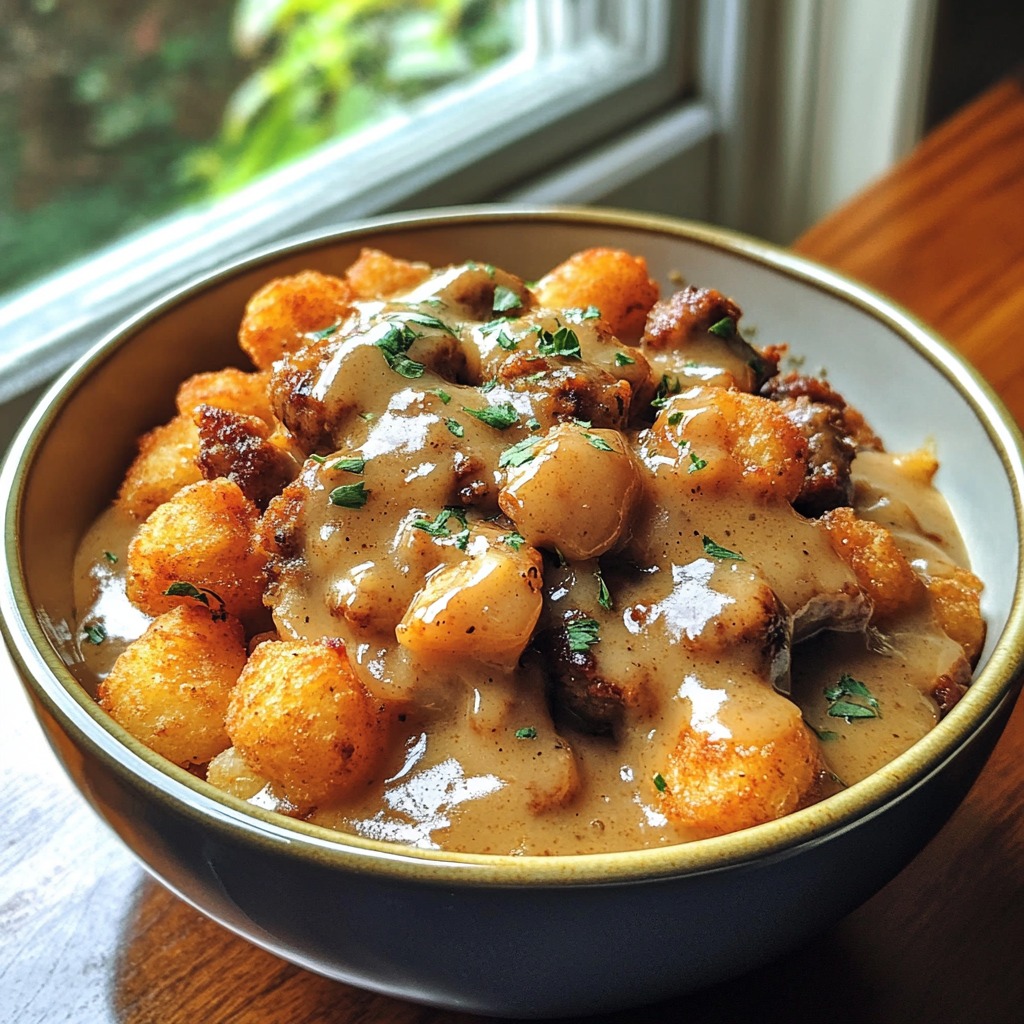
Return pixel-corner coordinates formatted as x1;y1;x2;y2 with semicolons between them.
125;478;268;626
650;387;809;502
345;247;431;299
659;687;822;837
176;367;274;424
238;270;354;369
117;414;203;520
533;248;659;343
822;507;924;621
498;423;642;559
396;535;544;668
99;604;246;765
226;639;386;807
926;566;986;663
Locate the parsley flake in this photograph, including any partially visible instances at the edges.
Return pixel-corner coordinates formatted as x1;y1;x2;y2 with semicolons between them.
375;324;425;379
163;582;228;620
651;374;683;409
386;311;457;337
702;536;744;560
566;616;600;653
709;316;736;339
503;531;526;551
688;452;708;473
515;726;538;740
583;433;614;452
445;418;465;438
492;284;523;313
824;674;882;720
666;411;684;427
614;351;636;366
330;457;366;474
653;772;668;793
526;416;542;432
499;435;541;468
463;402;519;430
329;482;370;509
308;453;327;464
103;550;118;564
596;570;612;610
536;325;582;359
83;623;106;645
429;387;452;405
412;507;469;544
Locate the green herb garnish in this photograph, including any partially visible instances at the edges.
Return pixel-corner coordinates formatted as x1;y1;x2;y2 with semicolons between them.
708;316;736;339
309;322;342;341
503;531;526;551
515;726;538;740
83;623;106;645
702;536;744;560
445;418;465;438
162;582;227;620
566;616;600;653
103;551;118;564
429;387;452;405
375;324;425;379
688;452;708;473
308;453;328;464
596;570;612;610
499;436;541;468
330;457;366;474
329;482;370;509
666;411;684;426
824;674;882;720
389;312;457;337
614;351;636;366
583;433;614;452
412;507;468;544
536;325;582;359
463;402;519;430
651;373;683;409
492;284;523;313
653;772;668;793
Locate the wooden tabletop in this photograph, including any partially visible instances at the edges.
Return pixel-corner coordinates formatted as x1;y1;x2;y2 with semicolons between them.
3;76;1024;1024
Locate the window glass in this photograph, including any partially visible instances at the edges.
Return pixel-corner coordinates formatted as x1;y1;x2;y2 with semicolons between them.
0;0;520;296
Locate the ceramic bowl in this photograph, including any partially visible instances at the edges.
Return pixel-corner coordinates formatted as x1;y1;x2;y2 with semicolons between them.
2;208;1023;1018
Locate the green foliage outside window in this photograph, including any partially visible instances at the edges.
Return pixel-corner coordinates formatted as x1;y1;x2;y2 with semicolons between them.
0;0;516;296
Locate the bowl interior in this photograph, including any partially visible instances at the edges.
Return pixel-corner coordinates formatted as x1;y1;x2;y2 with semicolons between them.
5;207;1024;872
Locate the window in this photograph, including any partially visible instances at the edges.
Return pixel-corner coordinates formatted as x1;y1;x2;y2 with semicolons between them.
1;0;702;421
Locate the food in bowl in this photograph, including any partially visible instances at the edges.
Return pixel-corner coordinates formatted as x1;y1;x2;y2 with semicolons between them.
73;245;985;855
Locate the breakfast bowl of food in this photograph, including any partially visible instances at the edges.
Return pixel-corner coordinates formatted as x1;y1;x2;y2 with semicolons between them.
2;207;1022;1018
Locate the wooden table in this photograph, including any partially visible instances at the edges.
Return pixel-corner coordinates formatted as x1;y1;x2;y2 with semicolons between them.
3;76;1024;1024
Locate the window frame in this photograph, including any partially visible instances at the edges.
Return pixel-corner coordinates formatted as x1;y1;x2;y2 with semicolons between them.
0;0;696;407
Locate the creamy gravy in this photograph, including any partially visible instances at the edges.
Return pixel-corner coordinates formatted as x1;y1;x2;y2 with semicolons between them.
73;259;980;855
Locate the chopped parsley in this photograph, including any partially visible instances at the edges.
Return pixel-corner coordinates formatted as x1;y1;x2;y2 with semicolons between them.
688;452;708;473
566;616;600;653
83;623;106;645
651;373;683;409
583;432;614;452
389;312;457;337
429;387;452;405
445;418;465;438
375;323;425;379
481;317;518;351
308;453;327;464
359;411;376;421
595;570;612;610
463;402;519;430
330;457;366;474
708;316;736;339
162;582;228;619
582;305;601;319
653;772;668;793
536;325;582;359
503;531;526;551
492;284;523;313
824;674;882;720
329;482;370;509
102;550;118;564
514;726;538;740
480;378;499;393
614;351;636;366
666;411;684;427
412;507;469;550
702;536;744;561
807;721;841;742
526;416;542;432
499;436;541;468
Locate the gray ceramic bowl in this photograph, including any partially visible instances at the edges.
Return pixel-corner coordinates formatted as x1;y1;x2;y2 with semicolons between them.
3;208;1024;1018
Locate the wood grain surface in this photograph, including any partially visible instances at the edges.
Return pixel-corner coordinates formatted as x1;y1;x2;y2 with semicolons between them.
3;75;1024;1024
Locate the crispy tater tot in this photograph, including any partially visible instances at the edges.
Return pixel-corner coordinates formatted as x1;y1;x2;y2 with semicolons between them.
125;478;268;626
238;270;354;369
117;414;202;521
396;534;544;668
926;566;986;663
498;423;642;559
659;687;822;837
533;248;659;343
226;639;386;807
345;247;431;299
99;604;246;765
822;506;924;620
651;387;809;501
176;367;274;424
